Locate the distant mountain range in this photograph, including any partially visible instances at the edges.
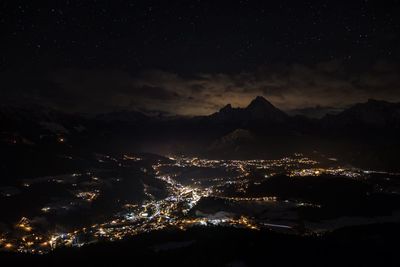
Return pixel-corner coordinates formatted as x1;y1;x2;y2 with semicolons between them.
321;99;400;129
204;96;400;133
209;96;289;125
1;96;400;170
2;96;400;135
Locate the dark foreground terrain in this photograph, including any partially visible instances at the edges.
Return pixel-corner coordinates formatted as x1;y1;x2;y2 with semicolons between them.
1;223;399;266
1;97;400;266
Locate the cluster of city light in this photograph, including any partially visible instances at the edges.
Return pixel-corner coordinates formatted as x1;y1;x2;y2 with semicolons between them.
289;167;362;179
1;153;386;254
75;191;99;202
172;216;260;230
15;217;33;232
123;154;142;161
219;196;278;202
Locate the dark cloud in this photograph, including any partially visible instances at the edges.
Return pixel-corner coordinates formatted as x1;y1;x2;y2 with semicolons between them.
136;86;180;100
1;60;399;115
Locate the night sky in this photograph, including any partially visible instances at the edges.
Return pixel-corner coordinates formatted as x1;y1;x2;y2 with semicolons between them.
1;0;400;115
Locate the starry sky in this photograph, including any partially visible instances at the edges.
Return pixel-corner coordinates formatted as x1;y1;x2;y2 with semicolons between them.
1;0;400;115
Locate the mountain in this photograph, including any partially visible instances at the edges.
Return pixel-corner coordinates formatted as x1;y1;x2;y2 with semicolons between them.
288;106;342;119
3;97;400;144
0;105;89;145
245;96;288;122
2;97;400;170
322;99;400;130
207;96;289;128
208;129;254;154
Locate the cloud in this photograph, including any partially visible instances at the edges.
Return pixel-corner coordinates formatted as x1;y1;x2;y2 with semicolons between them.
1;60;399;115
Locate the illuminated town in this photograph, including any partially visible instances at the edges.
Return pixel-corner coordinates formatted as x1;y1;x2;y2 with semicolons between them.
1;153;399;254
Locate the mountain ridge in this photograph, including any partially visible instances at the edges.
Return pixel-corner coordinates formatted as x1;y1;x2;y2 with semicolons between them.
2;97;400;171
